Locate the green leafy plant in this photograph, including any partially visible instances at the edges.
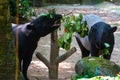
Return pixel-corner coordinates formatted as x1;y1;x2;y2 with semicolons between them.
38;9;56;19
9;0;16;16
18;0;34;19
58;13;88;50
72;74;83;80
100;43;110;58
72;73;120;80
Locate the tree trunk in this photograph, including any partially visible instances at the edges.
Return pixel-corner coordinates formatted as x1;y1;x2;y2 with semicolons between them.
0;0;16;80
49;31;59;79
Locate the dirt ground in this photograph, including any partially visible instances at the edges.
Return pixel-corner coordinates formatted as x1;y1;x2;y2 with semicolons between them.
27;2;120;80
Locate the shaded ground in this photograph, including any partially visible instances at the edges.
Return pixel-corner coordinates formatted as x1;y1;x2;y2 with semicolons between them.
27;2;120;80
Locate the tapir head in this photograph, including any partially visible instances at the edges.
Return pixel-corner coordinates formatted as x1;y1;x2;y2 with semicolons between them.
92;22;117;50
26;14;62;37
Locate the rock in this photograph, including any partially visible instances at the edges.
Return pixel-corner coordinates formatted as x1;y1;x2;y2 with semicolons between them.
75;57;120;77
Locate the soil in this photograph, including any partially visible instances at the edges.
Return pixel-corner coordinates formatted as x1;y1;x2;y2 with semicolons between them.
27;2;120;80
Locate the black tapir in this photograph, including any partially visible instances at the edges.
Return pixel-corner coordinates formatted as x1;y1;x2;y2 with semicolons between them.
74;14;117;60
12;14;62;80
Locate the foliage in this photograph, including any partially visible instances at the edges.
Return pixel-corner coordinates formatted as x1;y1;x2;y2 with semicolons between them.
58;13;88;50
75;57;120;79
38;9;56;18
40;0;105;4
72;74;120;80
18;0;34;19
0;1;16;79
100;43;110;58
9;0;16;16
9;0;34;19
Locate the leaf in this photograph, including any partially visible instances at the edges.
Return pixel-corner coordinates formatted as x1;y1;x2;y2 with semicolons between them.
58;36;71;50
58;37;63;46
49;14;54;18
6;33;12;40
70;14;75;21
64;43;71;50
61;14;66;22
80;31;86;37
63;32;71;42
101;49;110;55
104;43;110;48
79;21;89;37
38;13;47;17
64;22;69;28
48;8;56;14
70;20;76;25
79;13;83;21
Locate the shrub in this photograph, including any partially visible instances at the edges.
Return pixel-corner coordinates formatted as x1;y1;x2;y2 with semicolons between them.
9;0;34;19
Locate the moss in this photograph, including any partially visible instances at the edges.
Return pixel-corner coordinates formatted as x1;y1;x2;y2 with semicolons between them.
76;57;120;78
0;0;8;4
0;5;3;10
0;16;3;20
0;1;16;80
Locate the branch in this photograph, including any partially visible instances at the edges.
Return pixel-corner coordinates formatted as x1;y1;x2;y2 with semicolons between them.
36;52;50;69
56;47;76;63
63;8;75;16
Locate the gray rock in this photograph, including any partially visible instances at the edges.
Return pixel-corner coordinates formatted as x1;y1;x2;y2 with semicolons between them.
75;57;120;77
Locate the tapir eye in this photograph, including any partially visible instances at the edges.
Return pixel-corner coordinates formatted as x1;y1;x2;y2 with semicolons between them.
27;24;35;30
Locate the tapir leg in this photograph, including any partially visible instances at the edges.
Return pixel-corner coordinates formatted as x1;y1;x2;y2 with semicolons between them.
22;54;33;80
103;54;111;60
19;56;22;71
90;45;99;57
75;36;90;58
89;27;100;57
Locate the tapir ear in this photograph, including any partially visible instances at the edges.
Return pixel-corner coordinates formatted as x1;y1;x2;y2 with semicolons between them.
91;27;96;32
110;26;117;33
26;24;35;30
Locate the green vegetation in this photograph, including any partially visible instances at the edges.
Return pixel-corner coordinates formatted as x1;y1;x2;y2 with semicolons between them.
9;0;34;19
72;75;120;80
0;1;16;80
18;0;34;19
100;43;110;58
58;13;88;50
73;57;120;80
38;9;56;18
